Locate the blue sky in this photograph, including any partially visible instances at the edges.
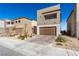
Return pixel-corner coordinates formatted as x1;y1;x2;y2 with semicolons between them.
0;3;75;30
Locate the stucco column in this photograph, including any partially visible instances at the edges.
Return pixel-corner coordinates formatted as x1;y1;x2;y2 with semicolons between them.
76;4;79;38
37;26;39;35
56;25;61;36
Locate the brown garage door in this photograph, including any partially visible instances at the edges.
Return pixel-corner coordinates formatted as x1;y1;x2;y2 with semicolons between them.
40;27;56;35
16;28;23;35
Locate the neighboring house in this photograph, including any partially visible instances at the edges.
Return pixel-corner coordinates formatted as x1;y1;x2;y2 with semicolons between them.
4;17;33;36
67;3;79;39
4;19;15;36
37;4;61;36
67;10;76;36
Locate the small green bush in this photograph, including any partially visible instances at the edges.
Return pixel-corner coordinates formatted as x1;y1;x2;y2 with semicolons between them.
55;35;66;42
56;43;63;46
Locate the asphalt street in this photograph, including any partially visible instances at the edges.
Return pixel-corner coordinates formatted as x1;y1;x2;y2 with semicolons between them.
0;45;24;56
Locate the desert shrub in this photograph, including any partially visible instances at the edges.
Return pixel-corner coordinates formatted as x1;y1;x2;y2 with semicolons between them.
55;35;66;42
30;35;32;37
21;36;25;40
18;32;28;40
18;35;21;39
56;42;63;46
12;26;16;30
10;34;15;37
29;34;32;37
18;35;25;40
24;33;27;38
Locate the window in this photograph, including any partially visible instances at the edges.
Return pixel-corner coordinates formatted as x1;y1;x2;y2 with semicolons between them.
16;21;17;23
18;20;20;23
44;13;57;20
7;22;10;24
11;22;14;24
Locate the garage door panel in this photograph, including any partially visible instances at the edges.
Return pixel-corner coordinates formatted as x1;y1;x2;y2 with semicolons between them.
40;27;56;35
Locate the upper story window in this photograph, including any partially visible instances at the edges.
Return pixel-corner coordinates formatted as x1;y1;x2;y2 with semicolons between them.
16;21;17;23
18;20;20;23
44;13;57;20
11;21;14;24
7;22;10;24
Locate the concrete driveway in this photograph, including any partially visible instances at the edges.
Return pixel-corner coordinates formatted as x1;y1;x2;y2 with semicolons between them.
0;36;79;56
27;35;55;45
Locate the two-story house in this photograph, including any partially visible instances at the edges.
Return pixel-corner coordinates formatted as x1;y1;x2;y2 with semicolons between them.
4;17;36;36
37;4;61;36
67;10;76;36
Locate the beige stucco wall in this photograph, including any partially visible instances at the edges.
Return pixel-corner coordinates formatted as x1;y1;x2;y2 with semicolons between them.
14;18;31;25
76;3;79;38
25;24;32;36
31;20;37;27
15;18;32;36
37;4;60;25
67;10;76;36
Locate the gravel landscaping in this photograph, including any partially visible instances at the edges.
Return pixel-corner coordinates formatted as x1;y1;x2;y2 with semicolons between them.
53;35;79;51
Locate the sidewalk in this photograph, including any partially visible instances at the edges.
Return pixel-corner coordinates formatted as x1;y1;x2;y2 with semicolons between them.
0;37;79;56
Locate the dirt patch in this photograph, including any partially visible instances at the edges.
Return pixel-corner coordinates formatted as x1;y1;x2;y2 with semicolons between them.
52;35;79;51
